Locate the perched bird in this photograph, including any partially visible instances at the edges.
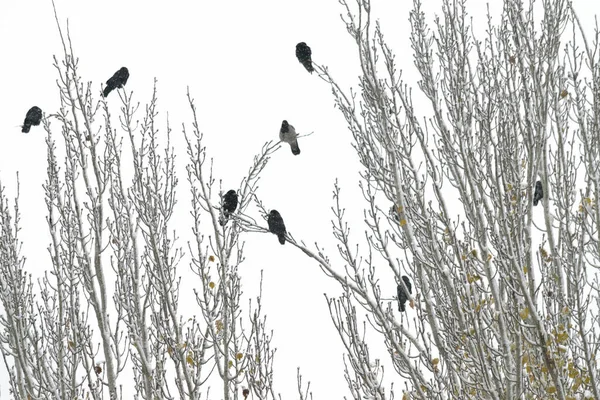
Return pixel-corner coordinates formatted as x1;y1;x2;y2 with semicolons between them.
279;120;300;155
267;210;287;245
22;106;42;133
242;388;249;399
533;180;543;206
103;67;129;97
296;42;314;73
397;276;412;312
219;190;238;226
390;204;400;222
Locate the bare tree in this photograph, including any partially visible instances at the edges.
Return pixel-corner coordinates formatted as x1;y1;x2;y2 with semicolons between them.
0;10;288;400
245;0;600;398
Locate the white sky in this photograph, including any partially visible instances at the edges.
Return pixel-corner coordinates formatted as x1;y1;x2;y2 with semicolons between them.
1;0;599;398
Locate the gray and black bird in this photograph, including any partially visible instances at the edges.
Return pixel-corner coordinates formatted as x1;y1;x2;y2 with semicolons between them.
533;180;543;206
296;42;314;74
397;276;412;312
22;106;42;133
103;67;129;97
267;210;287;245
390;204;400;222
219;190;238;226
279;120;300;155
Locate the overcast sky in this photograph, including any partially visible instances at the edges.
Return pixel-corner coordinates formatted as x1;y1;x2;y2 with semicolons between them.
1;0;599;398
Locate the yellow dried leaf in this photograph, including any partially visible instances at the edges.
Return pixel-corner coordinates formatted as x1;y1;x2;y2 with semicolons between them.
432;358;439;365
236;353;243;360
556;332;568;343
471;250;478;258
228;360;233;368
209;282;215;289
397;206;403;213
187;353;195;366
506;183;513;190
523;266;528;274
520;307;529;320
547;386;556;394
486;254;492;261
568;369;579;379
402;393;409;400
208;255;215;262
560;90;568;99
400;219;407;227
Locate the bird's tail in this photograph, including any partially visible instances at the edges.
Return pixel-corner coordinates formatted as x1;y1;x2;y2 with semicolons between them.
278;233;286;245
219;211;229;226
303;61;314;73
291;140;300;156
21;124;31;133
103;86;113;98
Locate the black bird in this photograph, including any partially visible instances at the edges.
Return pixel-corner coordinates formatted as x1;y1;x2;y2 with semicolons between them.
296;42;314;74
390;204;400;222
103;67;129;97
533;180;543;206
267;210;287;245
397;276;412;312
279;120;300;155
219;190;238;226
22;106;42;133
